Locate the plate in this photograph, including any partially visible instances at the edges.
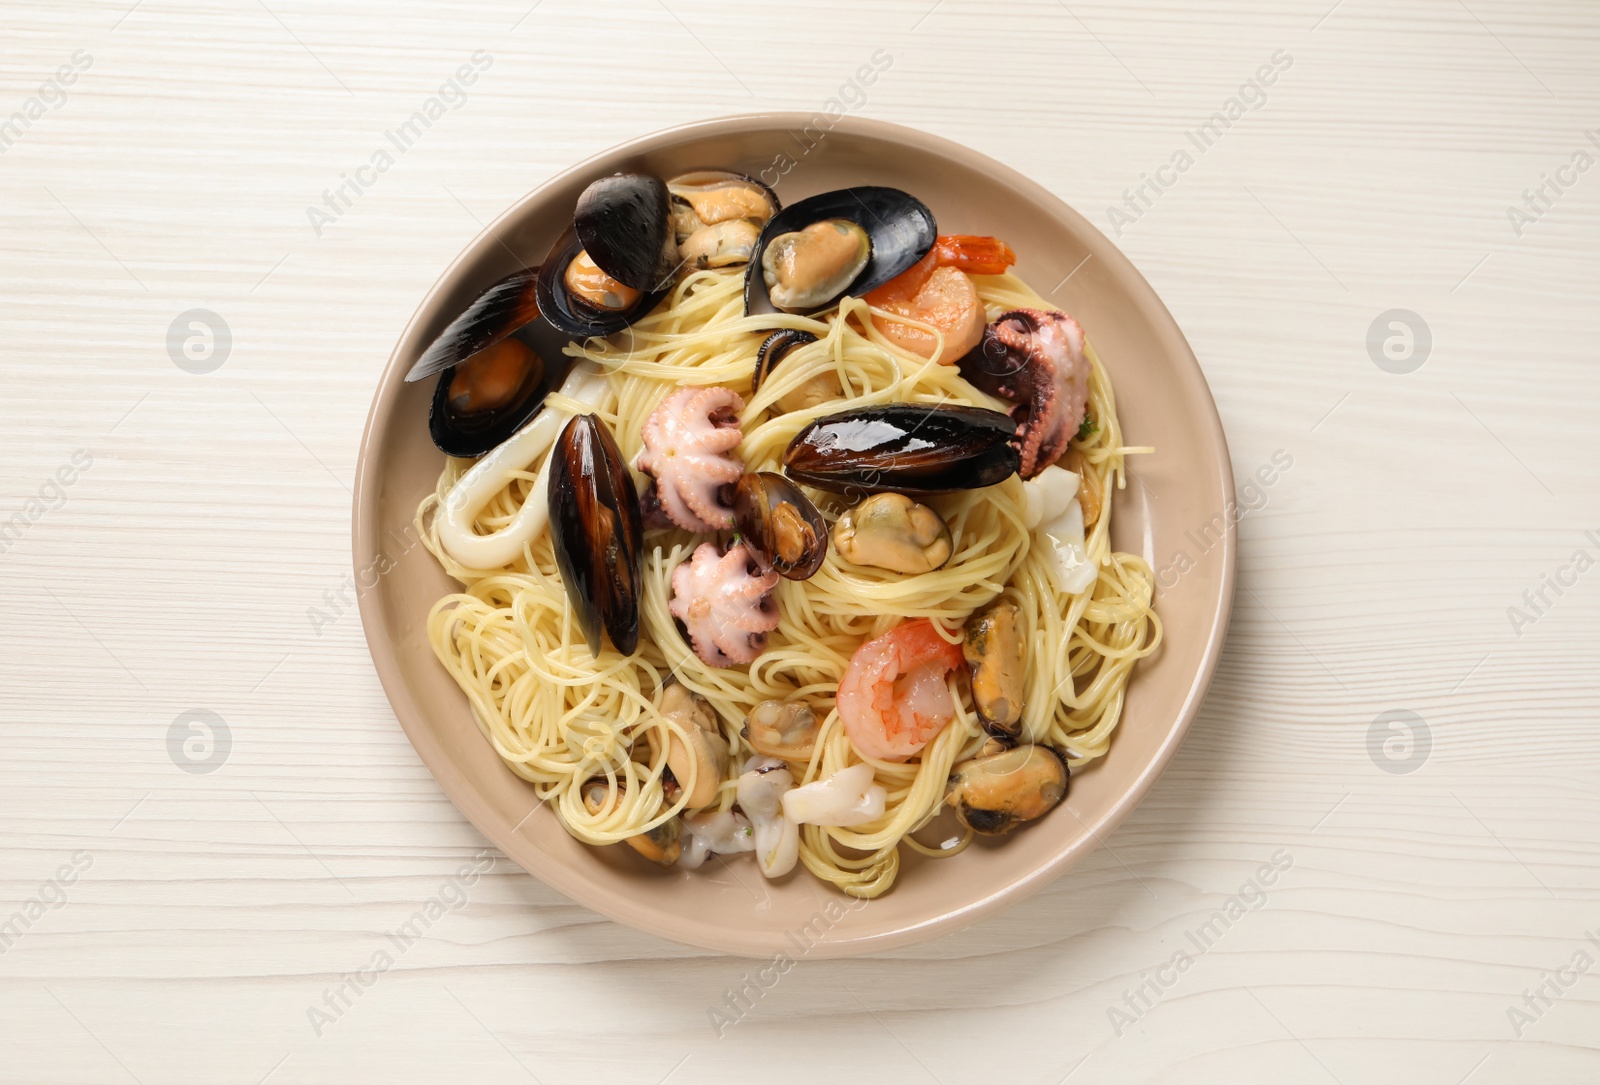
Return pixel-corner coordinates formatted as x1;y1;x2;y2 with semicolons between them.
353;114;1235;958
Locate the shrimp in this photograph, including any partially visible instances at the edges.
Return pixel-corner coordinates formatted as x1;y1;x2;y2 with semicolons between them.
933;235;1017;275
864;235;1014;365
837;618;966;762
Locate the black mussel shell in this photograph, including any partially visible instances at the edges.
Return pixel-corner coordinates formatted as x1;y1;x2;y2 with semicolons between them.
536;226;670;338
744;187;936;317
751;328;819;395
427;333;551;457
549;414;644;657
573;172;676;292
783;404;1020;495
406;266;543;383
733;472;828;580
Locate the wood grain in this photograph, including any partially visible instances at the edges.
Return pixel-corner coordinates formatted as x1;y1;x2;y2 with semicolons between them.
1;0;1597;1081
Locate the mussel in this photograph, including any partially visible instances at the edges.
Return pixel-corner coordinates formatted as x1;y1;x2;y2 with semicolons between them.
745;187;936;317
751;328;839;414
783;404;1021;496
537;173;676;337
832;493;952;575
573;172;678;292
548;414;644;657
658;681;729;810
732;472;828;580
405;265;543;383
963;601;1026;737
407;264;572;456
742;699;819;762
581;779;682;866
426;335;549;457
667;170;778;270
945;744;1068;836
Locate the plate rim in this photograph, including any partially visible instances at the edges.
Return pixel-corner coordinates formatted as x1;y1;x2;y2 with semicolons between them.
352;112;1237;958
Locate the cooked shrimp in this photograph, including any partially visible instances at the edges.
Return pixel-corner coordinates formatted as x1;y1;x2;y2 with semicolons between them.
837;618;965;762
933;235;1017;275
865;237;1008;365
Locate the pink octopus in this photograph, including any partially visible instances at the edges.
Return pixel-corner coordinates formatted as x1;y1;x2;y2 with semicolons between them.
635;386;746;532
957;308;1092;479
669;542;780;666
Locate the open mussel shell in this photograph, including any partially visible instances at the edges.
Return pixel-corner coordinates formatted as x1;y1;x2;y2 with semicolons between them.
783;404;1020;495
744;187;936;317
405;266;543;383
549;414;645;657
427;332;551;457
536;225;670;338
573;172;676;292
751;329;818;395
733;472;828;580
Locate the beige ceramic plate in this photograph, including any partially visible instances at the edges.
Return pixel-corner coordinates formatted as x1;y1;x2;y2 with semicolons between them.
354;114;1234;958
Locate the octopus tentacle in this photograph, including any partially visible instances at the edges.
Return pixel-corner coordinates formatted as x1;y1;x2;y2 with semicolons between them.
636;386;746;532
669;542;780;666
956;308;1091;479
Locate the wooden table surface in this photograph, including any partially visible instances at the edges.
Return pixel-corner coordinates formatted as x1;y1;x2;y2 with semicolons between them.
3;1;1596;1081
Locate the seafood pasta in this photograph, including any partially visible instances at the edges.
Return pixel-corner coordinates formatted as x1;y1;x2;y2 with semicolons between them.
409;170;1159;897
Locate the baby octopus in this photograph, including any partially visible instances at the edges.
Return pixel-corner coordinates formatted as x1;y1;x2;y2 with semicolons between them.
636;386;746;532
669;542;780;666
957;308;1092;480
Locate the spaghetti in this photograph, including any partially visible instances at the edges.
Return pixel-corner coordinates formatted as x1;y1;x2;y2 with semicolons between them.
418;263;1159;897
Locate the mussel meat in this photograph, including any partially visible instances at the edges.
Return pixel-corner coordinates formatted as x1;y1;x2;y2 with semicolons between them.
537;173;677;337
548;414;644;657
745;187;936;316
751;329;838;414
668;170;778;269
581;778;682;866
832;492;952;574
945;744;1068;836
963;601;1026;737
658;681;729;810
783;404;1021;496
741;699;820;762
762;219;871;312
732;472;828;580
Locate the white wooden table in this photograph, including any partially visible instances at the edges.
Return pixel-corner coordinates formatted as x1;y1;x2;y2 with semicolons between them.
3;1;1596;1081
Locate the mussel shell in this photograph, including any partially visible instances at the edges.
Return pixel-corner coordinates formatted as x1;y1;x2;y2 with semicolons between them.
405;266;543;383
733;471;828;580
783;404;1020;495
426;333;550;457
573;172;676;292
536;226;669;338
744;187;936;317
751;329;819;395
549;414;645;657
